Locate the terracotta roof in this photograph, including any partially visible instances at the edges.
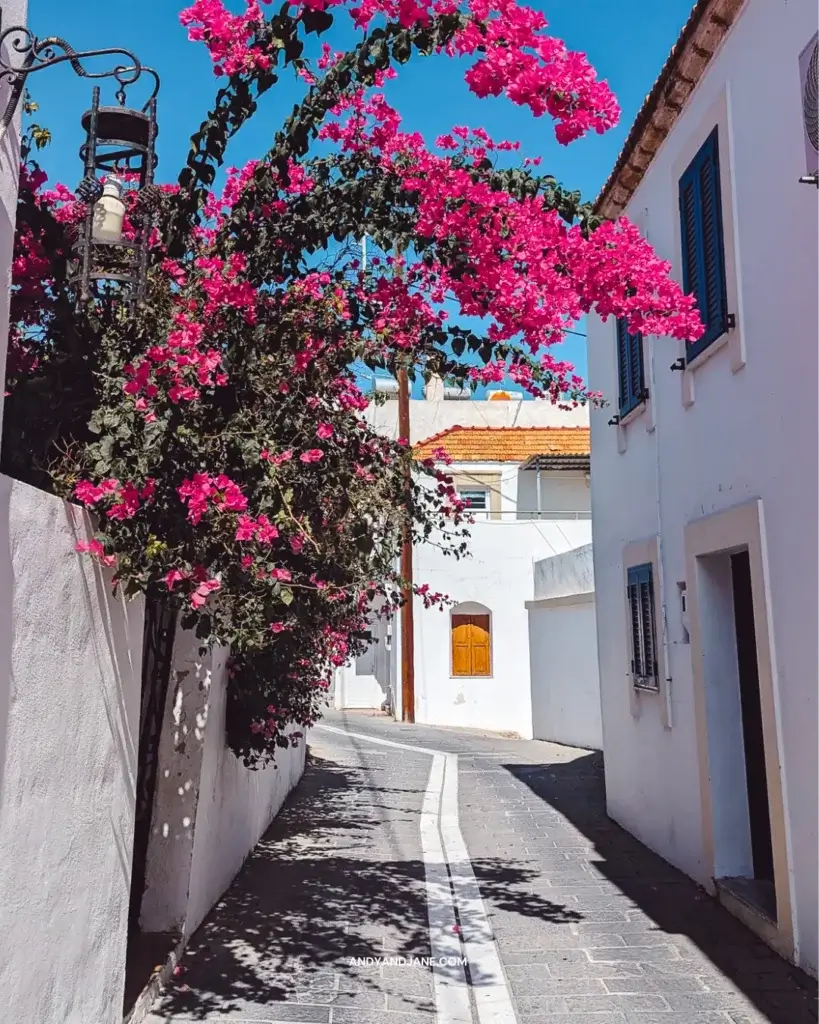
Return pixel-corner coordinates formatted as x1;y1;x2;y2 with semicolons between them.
413;426;590;463
595;0;745;219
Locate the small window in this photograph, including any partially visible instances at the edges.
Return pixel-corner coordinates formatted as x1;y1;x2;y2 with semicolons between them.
679;127;729;361
451;611;492;677
627;563;658;691
616;319;646;417
458;488;489;518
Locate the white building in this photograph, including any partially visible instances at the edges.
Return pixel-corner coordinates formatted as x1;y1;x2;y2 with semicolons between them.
335;417;600;743
587;0;817;976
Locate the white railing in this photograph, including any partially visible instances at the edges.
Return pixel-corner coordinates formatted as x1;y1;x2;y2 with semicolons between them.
468;510;592;522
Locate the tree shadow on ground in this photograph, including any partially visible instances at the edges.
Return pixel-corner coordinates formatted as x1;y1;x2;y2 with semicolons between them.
503;752;818;1024
152;750;582;1021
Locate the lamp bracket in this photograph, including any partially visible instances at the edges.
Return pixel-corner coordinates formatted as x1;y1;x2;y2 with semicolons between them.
0;12;159;133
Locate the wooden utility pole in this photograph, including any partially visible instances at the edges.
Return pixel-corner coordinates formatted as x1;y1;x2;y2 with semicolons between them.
397;366;415;723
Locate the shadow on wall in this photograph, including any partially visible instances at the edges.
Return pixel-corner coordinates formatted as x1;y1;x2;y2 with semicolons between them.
148;752;581;1020
503;754;818;1024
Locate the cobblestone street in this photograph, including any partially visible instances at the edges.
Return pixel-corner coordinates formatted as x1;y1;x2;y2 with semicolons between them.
146;712;817;1024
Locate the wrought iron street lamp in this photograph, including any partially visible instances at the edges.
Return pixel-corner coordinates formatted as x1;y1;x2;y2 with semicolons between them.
0;16;160;305
73;85;159;305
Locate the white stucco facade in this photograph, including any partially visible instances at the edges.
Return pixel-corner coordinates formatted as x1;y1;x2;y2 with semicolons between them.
588;0;817;975
528;544;602;750
0;478;145;1024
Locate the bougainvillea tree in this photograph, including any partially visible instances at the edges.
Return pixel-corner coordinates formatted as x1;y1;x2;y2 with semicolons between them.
3;0;702;765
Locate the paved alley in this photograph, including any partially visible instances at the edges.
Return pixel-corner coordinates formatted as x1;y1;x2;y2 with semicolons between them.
146;712;817;1024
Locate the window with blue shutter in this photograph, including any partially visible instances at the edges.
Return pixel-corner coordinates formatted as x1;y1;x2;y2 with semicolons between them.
679;127;729;361
627;563;658;690
616;319;646;417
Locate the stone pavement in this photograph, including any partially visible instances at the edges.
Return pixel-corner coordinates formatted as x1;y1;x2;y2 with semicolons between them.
146;711;817;1024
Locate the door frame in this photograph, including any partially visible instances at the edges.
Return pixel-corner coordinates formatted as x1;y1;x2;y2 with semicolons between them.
684;498;794;959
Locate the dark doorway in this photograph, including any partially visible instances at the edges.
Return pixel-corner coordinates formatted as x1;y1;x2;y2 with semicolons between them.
124;598;178;1015
729;549;776;919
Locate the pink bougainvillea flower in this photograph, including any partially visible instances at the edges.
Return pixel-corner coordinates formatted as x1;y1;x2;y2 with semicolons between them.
164;568;188;590
235;514;257;541
271;567;292;582
299;449;324;463
75;539;116;568
74;478;119;506
190;577;221;609
107;483;142;521
316;423;334;440
255;514;279;543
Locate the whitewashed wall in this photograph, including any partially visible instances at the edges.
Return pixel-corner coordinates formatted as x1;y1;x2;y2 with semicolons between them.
394;519;592;736
528;544;602;750
587;0;817;974
186;647;306;936
139;629;306;941
0;478;144;1024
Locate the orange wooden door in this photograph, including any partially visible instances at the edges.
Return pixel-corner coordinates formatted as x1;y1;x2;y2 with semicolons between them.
451;614;491;676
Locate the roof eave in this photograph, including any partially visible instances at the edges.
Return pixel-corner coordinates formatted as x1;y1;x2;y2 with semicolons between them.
594;0;746;221
521;455;591;472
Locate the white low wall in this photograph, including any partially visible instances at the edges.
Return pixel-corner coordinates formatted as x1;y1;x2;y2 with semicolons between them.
140;628;306;940
186;646;307;936
528;544;602;750
0;475;144;1024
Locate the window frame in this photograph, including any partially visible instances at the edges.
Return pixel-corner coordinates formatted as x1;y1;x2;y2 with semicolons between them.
679;126;730;363
626;562;659;692
458;487;490;514
616;318;647;418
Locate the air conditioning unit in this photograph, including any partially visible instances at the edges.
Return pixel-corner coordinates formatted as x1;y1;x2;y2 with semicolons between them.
799;33;818;177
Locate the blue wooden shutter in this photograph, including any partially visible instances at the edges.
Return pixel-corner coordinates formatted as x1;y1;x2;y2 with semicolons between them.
627;563;658;688
616;319;645;416
679;128;729;360
616;318;630;412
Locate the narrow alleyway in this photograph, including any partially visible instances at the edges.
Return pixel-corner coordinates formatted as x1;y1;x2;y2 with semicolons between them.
146;712;817;1024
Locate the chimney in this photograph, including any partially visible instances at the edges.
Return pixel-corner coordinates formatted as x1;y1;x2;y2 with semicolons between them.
424;375;444;402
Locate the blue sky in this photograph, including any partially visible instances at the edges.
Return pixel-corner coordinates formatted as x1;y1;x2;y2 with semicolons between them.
24;0;694;396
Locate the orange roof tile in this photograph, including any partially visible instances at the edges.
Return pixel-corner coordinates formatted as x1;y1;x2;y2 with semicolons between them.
413;426;590;463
